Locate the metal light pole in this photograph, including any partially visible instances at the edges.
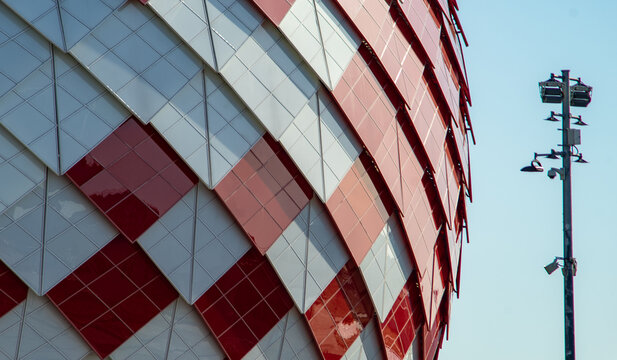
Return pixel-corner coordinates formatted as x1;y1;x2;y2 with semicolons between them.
560;69;575;360
522;70;592;360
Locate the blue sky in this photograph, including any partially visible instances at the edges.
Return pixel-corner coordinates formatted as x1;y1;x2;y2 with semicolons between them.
440;1;617;359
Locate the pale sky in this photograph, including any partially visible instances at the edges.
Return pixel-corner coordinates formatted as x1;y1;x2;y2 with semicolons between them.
440;1;617;359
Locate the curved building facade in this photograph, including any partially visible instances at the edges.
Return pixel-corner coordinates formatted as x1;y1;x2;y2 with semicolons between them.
0;0;472;359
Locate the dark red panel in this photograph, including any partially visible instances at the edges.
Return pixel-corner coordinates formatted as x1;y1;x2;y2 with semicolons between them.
214;135;312;254
66;117;198;242
195;248;294;360
380;277;424;360
429;241;447;328
305;261;374;359
0;262;28;317
326;155;392;264
47;235;178;358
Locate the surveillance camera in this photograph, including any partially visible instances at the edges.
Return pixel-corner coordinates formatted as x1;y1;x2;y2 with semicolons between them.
547;169;557;179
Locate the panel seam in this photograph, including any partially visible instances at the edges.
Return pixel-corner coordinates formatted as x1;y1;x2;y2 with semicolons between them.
39;168;49;294
202;0;220;71
14;294;28;360
311;0;333;88
163;298;179;359
190;186;199;303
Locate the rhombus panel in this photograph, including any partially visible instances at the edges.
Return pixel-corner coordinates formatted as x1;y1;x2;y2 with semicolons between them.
0;0;471;359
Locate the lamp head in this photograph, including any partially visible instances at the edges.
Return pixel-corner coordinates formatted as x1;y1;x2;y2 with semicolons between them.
574;154;588;163
573;116;588;126
521;159;544;172
544;111;560;122
545;150;560;160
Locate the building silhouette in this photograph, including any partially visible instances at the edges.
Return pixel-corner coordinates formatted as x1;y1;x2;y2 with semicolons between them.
0;0;471;358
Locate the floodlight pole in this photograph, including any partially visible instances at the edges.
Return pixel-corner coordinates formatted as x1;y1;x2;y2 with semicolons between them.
560;69;575;360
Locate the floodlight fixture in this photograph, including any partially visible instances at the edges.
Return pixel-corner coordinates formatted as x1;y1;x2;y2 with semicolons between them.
539;76;564;103
545;258;561;275
570;83;592;107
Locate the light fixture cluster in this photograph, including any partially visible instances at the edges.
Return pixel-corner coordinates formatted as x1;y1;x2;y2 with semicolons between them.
522;70;591;360
539;73;593;107
522;74;591;175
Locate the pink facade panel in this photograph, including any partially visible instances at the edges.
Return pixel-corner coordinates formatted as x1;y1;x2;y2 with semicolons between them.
215;136;313;254
326;155;393;264
250;0;296;25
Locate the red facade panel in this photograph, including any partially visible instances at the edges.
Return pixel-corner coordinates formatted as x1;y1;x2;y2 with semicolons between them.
194;248;294;360
249;0;295;25
397;0;442;67
0;262;28;317
66;117;198;242
380;277;424;360
326;156;392;264
47;235;178;358
335;0;426;109
333;52;404;208
214;135;313;254
305;261;374;359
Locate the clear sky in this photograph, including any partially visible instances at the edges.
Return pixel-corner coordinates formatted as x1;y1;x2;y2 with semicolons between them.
440;1;617;359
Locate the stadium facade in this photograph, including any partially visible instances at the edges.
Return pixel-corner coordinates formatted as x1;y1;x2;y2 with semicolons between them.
0;0;472;359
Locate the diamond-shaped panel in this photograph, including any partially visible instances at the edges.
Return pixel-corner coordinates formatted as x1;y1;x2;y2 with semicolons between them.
313;0;360;88
194;248;295;360
0;262;28;318
333;51;404;209
326;155;393;265
266;197;349;313
0;127;46;215
215;10;321;139
0;172;118;295
109;298;225;360
341;318;383;360
0;14;130;174
279;0;330;87
380;277;424;360
1;0;125;51
47;235;179;359
147;0;216;69
0;5;51;98
138;183;252;304
69;1;202;123
150;66;265;188
214;135;312;254
305;261;374;360
0;291;97;360
243;307;321;360
279;89;361;203
66;117;199;242
359;215;414;322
